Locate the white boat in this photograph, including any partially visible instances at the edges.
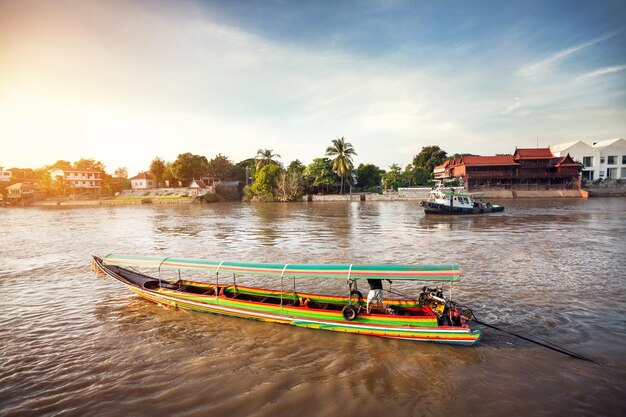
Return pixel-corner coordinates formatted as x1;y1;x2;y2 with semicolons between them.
420;190;504;215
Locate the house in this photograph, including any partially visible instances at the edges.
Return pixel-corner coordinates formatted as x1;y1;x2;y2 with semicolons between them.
48;168;102;193
188;178;210;197
435;147;582;191
551;138;626;181
187;177;241;197
6;182;36;203
130;172;155;189
0;167;11;182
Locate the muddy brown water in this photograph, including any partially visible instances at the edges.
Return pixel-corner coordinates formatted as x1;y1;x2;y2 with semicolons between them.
1;199;624;416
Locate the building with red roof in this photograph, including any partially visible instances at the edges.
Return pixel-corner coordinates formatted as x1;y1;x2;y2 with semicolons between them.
130;172;155;189
435;147;582;190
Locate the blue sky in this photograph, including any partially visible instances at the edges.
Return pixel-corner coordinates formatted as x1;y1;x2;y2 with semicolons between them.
1;0;625;175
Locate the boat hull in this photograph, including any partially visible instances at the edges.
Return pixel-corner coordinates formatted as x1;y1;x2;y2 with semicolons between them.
421;201;504;215
93;257;482;346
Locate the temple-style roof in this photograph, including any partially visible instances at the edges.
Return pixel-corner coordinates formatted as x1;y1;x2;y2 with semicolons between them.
462;155;519;166
554;154;582;167
513;147;554;159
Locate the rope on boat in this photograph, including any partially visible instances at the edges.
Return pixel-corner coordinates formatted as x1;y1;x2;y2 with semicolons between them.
456;303;598;364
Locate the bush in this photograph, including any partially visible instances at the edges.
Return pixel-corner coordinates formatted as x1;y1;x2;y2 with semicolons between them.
201;192;221;203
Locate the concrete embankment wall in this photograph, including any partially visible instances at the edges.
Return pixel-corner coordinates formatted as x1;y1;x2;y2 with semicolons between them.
585;188;626;197
304;188;587;202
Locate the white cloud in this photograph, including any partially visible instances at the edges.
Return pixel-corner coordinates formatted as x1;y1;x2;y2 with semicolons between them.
501;97;522;114
517;32;617;78
576;64;626;82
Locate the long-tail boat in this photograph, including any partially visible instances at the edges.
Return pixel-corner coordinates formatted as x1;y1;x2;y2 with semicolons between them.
92;254;482;345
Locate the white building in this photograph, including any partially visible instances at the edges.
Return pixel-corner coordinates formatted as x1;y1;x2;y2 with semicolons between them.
48;168;102;191
551;138;626;181
130;172;155;189
0;166;12;182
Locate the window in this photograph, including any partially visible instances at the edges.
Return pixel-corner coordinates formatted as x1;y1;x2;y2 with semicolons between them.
622;155;626;164
582;156;594;167
607;168;617;179
599;171;605;177
607;156;617;165
600;157;605;164
621;168;626;178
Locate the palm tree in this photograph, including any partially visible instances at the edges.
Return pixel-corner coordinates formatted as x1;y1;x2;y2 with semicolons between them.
255;149;281;170
325;137;357;194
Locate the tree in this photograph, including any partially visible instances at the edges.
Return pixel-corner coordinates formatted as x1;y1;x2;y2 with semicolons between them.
8;167;35;180
402;165;431;187
113;167;128;179
303;158;337;193
255;149;281;170
163;162;178;187
38;172;54;193
355;163;383;191
287;159;306;176
246;164;283;201
382;164;403;190
49;160;73;170
236;158;257;185
206;154;236;181
275;171;303;202
412;146;447;177
110;167;130;191
325;137;357;194
74;158;105;172
53;174;69;195
171;153;209;185
149;157;166;187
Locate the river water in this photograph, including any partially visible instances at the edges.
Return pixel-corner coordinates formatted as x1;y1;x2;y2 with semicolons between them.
0;199;624;416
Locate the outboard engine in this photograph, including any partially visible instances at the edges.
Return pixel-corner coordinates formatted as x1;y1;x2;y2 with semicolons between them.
419;286;448;316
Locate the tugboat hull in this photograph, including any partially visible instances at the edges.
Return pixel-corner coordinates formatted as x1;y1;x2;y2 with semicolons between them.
420;201;504;215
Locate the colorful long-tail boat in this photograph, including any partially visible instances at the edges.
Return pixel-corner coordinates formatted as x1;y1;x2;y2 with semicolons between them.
92;254;482;346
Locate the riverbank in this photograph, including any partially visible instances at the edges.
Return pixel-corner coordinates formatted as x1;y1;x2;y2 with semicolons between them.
18;187;625;207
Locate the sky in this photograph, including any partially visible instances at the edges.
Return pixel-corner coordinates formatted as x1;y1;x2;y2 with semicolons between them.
1;0;625;175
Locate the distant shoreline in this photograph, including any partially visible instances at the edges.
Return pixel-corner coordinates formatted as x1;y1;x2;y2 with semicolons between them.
18;187;623;208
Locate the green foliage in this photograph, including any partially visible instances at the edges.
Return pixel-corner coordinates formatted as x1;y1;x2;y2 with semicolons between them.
287;159;306;176
74;158;105;172
49;160;73;170
38;172;53;193
201;192;221;203
402;165;431;186
255;149;281;170
382;164;403;190
412;145;448;176
304;157;337;191
149;158;166;187
325;137;357;194
236;158;256;184
171;153;209;185
53;175;69;195
113;167;128;179
163;162;178;187
8;167;35;180
206;154;236;180
248;164;283;201
355;163;383;191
